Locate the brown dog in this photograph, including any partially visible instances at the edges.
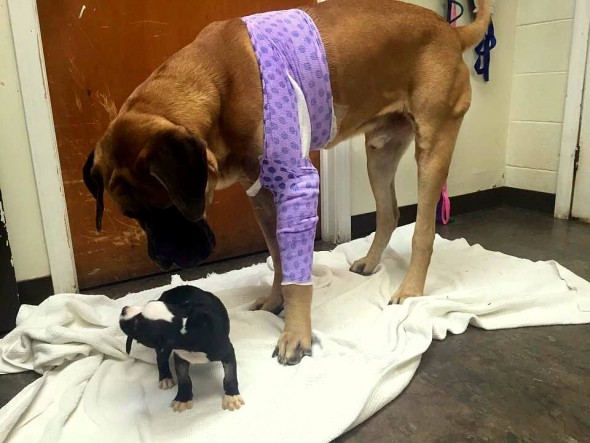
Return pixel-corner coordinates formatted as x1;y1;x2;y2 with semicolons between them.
83;0;491;365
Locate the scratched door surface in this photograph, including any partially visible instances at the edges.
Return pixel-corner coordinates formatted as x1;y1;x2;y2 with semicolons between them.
37;0;317;289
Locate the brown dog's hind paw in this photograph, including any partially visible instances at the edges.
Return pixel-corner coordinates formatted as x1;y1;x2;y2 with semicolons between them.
159;378;176;390
349;257;378;276
171;400;193;412
222;395;245;411
252;294;284;315
272;331;312;365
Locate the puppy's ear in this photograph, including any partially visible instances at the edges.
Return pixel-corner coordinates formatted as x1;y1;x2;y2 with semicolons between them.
125;335;134;355
136;127;208;222
82;150;104;232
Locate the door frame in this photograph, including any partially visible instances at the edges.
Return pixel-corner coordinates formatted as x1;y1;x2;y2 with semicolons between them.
8;0;351;293
555;0;590;219
8;0;78;293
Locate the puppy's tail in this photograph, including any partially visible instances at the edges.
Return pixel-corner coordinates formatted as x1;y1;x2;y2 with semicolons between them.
456;0;492;51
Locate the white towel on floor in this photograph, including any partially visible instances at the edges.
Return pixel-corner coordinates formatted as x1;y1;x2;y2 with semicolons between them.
1;224;590;443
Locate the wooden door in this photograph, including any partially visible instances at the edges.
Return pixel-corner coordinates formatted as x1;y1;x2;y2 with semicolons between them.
37;0;318;289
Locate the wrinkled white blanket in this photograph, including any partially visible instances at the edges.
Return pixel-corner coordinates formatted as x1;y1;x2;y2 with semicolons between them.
1;224;589;443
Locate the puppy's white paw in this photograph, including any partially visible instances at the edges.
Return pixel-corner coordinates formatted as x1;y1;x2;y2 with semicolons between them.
222;395;245;411
159;378;176;390
171;400;193;412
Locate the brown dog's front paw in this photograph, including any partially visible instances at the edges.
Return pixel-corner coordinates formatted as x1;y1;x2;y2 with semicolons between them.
159;378;176;390
389;288;423;305
349;257;378;276
253;294;284;315
171;400;193;412
272;330;312;365
222;395;245;411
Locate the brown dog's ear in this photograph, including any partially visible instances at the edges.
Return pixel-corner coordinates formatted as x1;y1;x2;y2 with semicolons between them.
82;150;104;232
137;127;208;222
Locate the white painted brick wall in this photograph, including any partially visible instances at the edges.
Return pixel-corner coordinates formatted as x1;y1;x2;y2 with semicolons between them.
505;0;575;193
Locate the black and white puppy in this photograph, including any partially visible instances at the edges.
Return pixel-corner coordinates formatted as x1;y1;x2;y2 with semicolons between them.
119;285;244;412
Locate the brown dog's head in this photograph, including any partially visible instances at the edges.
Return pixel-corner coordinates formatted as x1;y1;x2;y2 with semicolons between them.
83;112;217;270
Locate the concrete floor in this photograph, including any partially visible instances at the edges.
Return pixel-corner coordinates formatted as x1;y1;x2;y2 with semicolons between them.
1;207;589;442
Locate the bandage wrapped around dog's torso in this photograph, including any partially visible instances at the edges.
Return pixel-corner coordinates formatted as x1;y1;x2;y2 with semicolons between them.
119;285;244;412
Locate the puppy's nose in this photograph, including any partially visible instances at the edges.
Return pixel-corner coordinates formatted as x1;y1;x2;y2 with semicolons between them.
121;306;128;317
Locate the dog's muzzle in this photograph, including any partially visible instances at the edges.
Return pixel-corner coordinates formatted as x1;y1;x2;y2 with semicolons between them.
142;207;216;270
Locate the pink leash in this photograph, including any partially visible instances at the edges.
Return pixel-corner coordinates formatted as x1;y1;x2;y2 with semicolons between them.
437;2;458;225
439;183;451;225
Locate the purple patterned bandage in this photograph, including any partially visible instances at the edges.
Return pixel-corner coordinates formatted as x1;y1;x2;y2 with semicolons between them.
242;9;334;284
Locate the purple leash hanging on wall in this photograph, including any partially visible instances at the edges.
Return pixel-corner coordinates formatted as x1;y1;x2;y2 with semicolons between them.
468;0;497;82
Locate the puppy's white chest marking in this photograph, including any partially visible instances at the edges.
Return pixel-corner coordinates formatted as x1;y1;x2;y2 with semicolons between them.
180;318;188;335
174;349;210;364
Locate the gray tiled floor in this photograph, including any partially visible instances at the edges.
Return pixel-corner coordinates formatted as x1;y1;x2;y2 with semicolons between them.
1;207;589;442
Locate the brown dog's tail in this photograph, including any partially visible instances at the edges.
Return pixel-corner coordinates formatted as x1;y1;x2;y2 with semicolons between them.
456;0;492;51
